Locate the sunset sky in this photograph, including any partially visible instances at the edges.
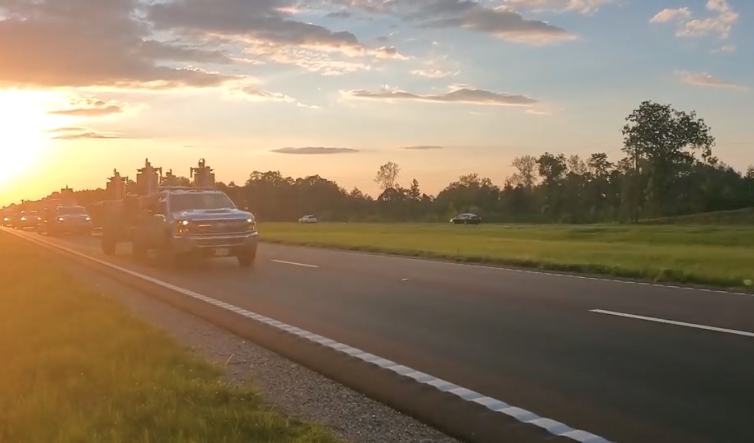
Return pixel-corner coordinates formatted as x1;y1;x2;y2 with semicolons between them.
0;0;752;206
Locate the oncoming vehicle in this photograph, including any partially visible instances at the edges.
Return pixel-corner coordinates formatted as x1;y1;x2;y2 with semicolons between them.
450;213;482;225
101;187;258;268
15;211;41;230
299;214;318;223
1;211;15;227
37;206;93;236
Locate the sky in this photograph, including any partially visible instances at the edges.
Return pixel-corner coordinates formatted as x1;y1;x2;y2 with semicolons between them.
0;0;752;205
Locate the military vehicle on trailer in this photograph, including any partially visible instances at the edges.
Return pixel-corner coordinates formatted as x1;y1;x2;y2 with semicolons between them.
100;159;258;268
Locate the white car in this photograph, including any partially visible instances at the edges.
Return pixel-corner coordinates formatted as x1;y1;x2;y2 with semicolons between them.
299;215;318;223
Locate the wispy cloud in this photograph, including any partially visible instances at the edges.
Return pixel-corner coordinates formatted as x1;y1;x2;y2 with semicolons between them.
650;0;738;39
676;71;748;90
47;97;126;117
401;145;444;150
331;0;578;45
410;69;459;79
504;0;614;15
343;85;538;107
271;147;359;154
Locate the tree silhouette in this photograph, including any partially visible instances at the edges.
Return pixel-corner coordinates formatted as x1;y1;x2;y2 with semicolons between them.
374;162;400;191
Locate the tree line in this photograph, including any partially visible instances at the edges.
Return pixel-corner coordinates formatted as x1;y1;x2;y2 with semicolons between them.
7;101;754;223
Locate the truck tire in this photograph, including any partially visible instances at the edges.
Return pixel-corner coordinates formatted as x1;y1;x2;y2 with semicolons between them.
237;251;256;268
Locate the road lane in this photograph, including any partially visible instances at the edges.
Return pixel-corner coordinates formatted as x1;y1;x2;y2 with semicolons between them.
30;233;754;443
260;242;754;333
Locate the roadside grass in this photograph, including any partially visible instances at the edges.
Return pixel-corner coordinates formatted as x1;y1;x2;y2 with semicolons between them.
0;232;338;443
639;207;754;225
261;223;754;289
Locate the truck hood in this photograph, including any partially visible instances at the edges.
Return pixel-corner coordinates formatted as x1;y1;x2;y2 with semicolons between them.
172;208;252;221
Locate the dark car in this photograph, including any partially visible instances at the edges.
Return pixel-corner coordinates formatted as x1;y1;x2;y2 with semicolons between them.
37;206;93;236
450;213;482;225
15;211;41;230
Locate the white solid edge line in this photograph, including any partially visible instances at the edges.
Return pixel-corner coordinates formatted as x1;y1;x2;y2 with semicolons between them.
590;309;754;338
266;243;753;298
10;230;612;443
271;259;319;268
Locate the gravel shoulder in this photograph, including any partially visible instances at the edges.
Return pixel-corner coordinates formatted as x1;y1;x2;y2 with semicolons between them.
60;260;460;443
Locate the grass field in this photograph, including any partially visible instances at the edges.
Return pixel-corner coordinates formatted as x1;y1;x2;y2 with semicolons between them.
262;223;754;289
0;232;337;443
639;207;754;225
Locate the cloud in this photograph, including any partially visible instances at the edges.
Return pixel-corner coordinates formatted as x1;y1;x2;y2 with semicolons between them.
504;0;613;15
650;0;738;39
410;69;459;78
713;44;736;53
0;0;239;89
271;147;359;154
47;127;124;140
327;0;577;44
343;85;538;106
233;84;320;109
676;71;748;90
326;10;352;18
650;8;692;23
47;98;126;117
146;0;373;56
401;145;444;150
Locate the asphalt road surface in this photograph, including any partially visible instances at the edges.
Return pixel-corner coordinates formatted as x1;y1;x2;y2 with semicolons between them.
22;232;754;443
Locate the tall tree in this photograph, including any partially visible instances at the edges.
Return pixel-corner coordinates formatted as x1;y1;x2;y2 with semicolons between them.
622;100;716;218
509;155;538;189
374;162;401;191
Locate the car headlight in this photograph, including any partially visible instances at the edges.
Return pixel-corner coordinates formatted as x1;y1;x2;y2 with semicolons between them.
57;217;64;222
37;217;42;221
21;217;26;221
86;216;91;221
247;218;256;231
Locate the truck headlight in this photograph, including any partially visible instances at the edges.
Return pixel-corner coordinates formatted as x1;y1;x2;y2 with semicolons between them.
247;218;256;231
86;216;91;221
57;217;64;222
176;219;189;235
21;217;26;221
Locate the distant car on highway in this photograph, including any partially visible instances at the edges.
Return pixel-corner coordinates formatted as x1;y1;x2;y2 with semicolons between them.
37;205;93;236
1;211;14;227
450;213;481;225
299;215;318;223
15;211;41;230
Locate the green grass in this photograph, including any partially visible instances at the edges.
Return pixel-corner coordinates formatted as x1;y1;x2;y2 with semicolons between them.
639;207;754;225
261;222;754;289
0;232;338;443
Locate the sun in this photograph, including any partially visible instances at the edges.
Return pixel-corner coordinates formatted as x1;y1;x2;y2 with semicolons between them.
0;90;56;184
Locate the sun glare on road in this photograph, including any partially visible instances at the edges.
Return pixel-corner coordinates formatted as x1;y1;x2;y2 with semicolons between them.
0;90;59;184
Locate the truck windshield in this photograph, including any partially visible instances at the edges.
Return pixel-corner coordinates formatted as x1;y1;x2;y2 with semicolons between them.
59;206;87;214
171;193;236;212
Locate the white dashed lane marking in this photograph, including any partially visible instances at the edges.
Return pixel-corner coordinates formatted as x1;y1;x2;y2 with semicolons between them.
590;309;754;338
271;259;319;268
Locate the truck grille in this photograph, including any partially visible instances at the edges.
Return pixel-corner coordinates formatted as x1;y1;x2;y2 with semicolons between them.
189;219;249;234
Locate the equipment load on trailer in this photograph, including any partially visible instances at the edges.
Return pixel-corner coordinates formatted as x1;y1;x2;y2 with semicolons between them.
100;159;258;268
190;158;215;189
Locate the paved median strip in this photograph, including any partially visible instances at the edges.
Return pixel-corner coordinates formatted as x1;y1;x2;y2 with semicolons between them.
590;309;754;338
13;231;612;443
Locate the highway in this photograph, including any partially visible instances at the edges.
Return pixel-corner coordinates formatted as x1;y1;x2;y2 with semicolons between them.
20;232;754;443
